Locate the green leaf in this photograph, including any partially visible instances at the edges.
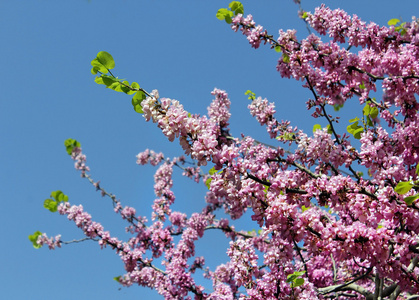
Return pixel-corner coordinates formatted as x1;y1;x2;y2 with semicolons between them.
91;66;102;75
208;167;218;175
101;74;119;87
245;90;256;100
395;181;414;195
96;51;115;70
44;199;58;212
353;127;364;139
369;107;379;119
205;177;212;190
64;138;81;155
388;18;400;26
282;53;290;63
404;193;419;205
301;205;310;212
277;132;295;141
274;45;282;53
28;231;42;249
90;59;108;74
94;76;105;85
333;104;344;111
120;81;136;95
131;82;140;90
229;1;244;15
326;125;333;134
292;278;305;288
301;11;308;19
132;91;146;114
416;164;419;176
216;8;233;23
312;124;322;133
113;276;121;282
349;117;360;123
366;115;373;127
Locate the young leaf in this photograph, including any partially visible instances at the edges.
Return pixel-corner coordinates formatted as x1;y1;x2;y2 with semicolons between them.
96;51;115;70
208;167;218;175
64;138;81;155
388;18;400;26
404;193;419;205
416;164;419;176
90;59;108;74
395;181;414;195
44;199;58;212
216;8;233;22
132;91;146;114
94;76;105;85
333;103;344;111
229;1;244;15
312;124;322;133
131;82;140;90
291;278;305;288
28;231;43;249
205;177;212;190
274;45;282;53
245;90;256;100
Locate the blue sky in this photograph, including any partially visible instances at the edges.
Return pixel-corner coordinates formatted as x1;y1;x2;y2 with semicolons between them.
1;0;418;299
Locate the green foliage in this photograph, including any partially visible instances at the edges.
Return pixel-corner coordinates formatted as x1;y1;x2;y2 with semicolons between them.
28;231;42;249
44;190;69;213
286;271;306;288
216;1;243;24
404;194;419;206
113;276;121;282
64;138;81;155
282;53;290;63
301;205;310;212
277;132;296;141
274;45;282;53
333;103;344;111
301;11;308;19
91;51;146;114
347;118;363;139
245;90;256;100
388;18;407;35
205;167;222;189
91;51;115;74
363;103;379;127
395;181;419;205
313;124;332;135
132;91;146;113
395;182;414;195
388;18;400;26
347;101;379;139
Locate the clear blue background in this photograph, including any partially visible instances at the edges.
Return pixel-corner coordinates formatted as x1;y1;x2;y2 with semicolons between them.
1;0;417;299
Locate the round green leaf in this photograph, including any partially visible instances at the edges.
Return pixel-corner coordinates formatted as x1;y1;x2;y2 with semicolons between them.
28;231;43;249
312;124;322;133
96;51;115;70
395;181;414;195
388;18;400;26
404;193;419;205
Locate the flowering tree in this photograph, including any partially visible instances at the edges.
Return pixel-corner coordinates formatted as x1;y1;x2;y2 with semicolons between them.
29;1;419;299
